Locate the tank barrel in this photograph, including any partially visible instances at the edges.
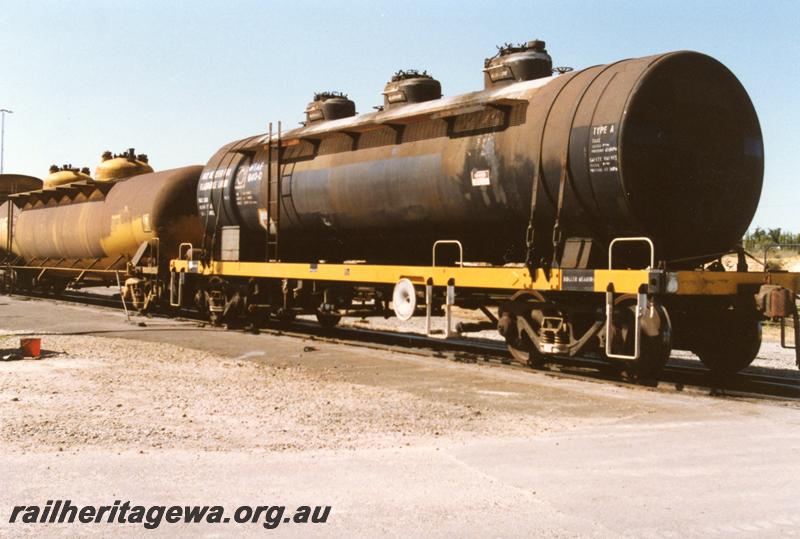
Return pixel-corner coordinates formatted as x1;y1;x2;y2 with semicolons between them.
197;48;762;267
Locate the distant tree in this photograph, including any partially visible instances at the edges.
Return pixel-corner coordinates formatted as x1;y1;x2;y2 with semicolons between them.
742;227;798;251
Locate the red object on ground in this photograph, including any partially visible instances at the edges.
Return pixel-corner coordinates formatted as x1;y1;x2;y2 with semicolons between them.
20;337;41;358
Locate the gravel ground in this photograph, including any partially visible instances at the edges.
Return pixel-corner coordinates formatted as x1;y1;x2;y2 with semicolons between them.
0;311;795;457
0;332;558;454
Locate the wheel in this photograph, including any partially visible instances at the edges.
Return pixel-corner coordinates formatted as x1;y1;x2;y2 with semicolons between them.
15;270;34;293
608;296;672;382
693;310;761;376
498;290;547;367
316;310;342;328
204;277;227;326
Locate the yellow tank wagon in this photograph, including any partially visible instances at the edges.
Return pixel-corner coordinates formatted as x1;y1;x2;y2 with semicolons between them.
4;163;203;294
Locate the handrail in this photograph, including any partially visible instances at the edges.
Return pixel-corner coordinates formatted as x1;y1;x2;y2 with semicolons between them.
178;243;193;261
115;271;131;322
152;237;160;266
169;270;184;307
605;287;646;361
608;237;654;270
432;240;463;268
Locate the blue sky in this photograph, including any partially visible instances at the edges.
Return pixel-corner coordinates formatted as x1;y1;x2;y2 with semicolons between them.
1;0;798;230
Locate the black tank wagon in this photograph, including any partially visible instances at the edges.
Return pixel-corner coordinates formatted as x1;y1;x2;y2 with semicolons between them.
179;41;795;379
197;44;762;269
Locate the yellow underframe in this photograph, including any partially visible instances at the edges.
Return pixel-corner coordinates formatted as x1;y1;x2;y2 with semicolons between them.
667;271;800;295
169;259;800;296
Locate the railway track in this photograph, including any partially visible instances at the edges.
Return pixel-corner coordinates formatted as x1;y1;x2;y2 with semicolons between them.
7;288;800;401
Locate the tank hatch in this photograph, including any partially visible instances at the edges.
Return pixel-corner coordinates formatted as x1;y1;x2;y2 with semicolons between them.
484;39;553;88
305;92;356;124
95;148;154;182
382;70;441;110
43;164;92;188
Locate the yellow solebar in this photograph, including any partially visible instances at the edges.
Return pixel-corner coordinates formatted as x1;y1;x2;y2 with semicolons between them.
169;259;800;296
172;259;559;291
